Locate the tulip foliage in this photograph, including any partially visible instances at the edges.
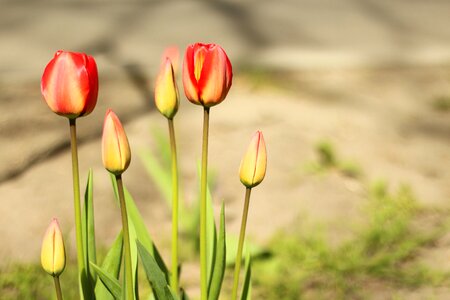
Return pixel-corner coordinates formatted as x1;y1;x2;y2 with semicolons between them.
39;44;266;300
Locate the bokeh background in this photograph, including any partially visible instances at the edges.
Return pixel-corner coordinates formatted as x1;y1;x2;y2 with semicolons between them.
1;0;449;299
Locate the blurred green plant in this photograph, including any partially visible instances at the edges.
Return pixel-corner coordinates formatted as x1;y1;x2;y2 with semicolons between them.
253;181;450;299
304;140;362;178
139;128;266;263
0;262;78;300
431;95;450;112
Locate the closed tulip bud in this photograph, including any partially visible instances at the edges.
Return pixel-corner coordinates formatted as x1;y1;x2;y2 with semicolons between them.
155;58;179;119
239;131;267;188
41;50;98;119
102;110;131;175
182;43;232;107
41;218;66;277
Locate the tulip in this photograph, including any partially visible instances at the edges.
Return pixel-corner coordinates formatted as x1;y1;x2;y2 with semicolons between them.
155;58;179;119
41;218;66;277
102;109;131;175
232;131;267;300
239;131;267;188
182;43;232;107
41;50;98;119
103;109;133;298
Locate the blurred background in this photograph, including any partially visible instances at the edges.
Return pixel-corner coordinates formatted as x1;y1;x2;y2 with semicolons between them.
1;0;449;299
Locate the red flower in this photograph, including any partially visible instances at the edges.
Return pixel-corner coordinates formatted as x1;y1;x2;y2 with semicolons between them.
41;50;98;118
182;43;232;107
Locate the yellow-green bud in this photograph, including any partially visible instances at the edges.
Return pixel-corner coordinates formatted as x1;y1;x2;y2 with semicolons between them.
155;58;179;119
102;109;131;175
41;218;66;277
239;131;267;188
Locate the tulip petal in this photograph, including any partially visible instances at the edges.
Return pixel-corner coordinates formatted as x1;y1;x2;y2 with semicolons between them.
183;45;201;104
198;45;229;106
83;55;99;116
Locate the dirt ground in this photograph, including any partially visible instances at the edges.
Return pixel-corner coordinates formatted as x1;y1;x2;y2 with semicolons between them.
1;1;450;298
1;65;449;297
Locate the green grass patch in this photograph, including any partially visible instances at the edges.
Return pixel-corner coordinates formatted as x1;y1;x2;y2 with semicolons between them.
431;95;450;112
0;260;79;300
253;181;450;299
304;140;362;178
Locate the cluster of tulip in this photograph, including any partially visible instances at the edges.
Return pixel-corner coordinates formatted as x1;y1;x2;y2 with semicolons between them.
39;43;266;300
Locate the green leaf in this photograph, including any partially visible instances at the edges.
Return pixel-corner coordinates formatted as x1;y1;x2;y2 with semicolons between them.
129;218;139;300
137;241;176;300
180;288;190;300
150;127;171;168
208;203;227;300
94;231;123;300
81;169;96;299
139;149;172;205
240;255;252;300
109;175;169;281
226;235;265;266
206;176;217;285
90;262;122;299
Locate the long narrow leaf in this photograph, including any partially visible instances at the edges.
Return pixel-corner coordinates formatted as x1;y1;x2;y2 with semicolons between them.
139;149;172;205
109;175;169;280
225;235;265;266
240;255;252;300
206;179;217;285
129;219;139;300
90;262;122;299
81;169;96;298
94;232;123;300
86;170;97;277
208;203;226;300
137;241;176;300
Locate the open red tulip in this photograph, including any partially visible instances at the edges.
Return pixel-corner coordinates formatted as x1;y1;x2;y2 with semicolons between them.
41;50;98;118
182;43;232;107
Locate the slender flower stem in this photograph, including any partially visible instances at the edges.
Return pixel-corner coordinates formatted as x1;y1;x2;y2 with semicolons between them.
68;119;85;286
200;107;210;300
116;175;134;300
53;276;64;300
231;187;252;300
168;118;179;293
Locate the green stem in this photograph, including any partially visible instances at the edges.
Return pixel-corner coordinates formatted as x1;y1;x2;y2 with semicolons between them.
69;119;86;296
231;187;252;300
168;118;179;294
116;175;134;300
53;276;64;300
200;107;210;300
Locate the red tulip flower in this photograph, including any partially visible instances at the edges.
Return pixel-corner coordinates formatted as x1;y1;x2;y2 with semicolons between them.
41;50;98;119
182;43;232;107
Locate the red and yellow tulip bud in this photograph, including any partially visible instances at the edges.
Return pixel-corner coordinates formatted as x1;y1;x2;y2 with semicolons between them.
239;131;267;188
102;109;131;175
41;218;66;277
182;43;232;107
41;50;98;119
155;58;179;119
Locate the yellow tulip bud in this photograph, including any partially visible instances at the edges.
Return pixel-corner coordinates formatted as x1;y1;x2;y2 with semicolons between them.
102;109;131;175
155;58;179;119
239;131;267;188
41;218;66;277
